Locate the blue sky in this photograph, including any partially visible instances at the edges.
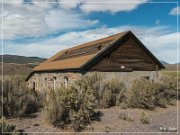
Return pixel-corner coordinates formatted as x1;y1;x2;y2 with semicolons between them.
0;0;179;64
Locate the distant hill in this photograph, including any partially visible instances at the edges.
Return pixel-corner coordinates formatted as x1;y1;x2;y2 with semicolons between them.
0;54;46;64
160;61;169;65
0;54;46;76
164;64;178;71
0;63;33;76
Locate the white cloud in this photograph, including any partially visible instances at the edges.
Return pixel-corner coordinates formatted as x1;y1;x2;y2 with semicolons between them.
79;0;148;14
59;0;84;9
142;32;179;64
59;0;148;14
7;0;147;12
3;26;179;64
169;6;180;16
0;2;98;40
2;0;22;2
4;0;148;14
0;0;149;40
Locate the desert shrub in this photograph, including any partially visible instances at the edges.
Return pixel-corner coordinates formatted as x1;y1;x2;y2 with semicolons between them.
125;77;178;110
118;112;134;122
98;79;126;108
151;84;171;108
0;120;17;135
79;73;103;106
150;76;179;107
80;73;126;108
0;76;41;118
43;79;96;131
105;79;126;106
126;78;156;110
140;111;149;124
99;89;112;108
159;76;180;100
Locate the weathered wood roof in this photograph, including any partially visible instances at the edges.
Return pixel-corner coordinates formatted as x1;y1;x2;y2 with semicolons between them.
33;31;127;71
26;31;164;81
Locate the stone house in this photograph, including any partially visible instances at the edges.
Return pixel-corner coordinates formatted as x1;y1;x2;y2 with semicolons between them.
26;31;165;91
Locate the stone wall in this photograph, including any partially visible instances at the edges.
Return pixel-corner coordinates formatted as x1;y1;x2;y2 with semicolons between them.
27;71;159;91
89;71;159;89
27;72;82;91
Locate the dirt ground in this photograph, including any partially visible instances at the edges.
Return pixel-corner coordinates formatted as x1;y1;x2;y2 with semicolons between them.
5;101;180;135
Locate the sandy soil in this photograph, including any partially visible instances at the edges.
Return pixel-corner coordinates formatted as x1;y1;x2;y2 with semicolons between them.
5;101;180;135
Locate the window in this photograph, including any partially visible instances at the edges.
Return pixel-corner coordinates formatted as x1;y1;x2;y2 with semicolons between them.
98;45;102;50
64;76;68;88
142;76;150;80
64;51;69;54
53;77;56;90
33;82;35;91
45;78;48;86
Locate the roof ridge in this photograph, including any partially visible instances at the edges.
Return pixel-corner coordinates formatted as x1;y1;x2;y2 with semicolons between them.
63;31;128;51
50;31;128;61
32;31;132;72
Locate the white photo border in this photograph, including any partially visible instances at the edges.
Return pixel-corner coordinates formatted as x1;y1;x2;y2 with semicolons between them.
1;1;179;134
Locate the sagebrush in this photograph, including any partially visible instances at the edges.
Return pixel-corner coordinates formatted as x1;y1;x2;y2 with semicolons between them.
0;119;17;135
43;78;96;131
126;76;178;109
0;76;42;118
140;111;149;124
80;73;126;108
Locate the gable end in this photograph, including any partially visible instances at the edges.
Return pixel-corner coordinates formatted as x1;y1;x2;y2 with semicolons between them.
80;31;164;72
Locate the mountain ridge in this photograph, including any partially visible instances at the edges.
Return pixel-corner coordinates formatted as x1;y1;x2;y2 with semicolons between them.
0;54;46;64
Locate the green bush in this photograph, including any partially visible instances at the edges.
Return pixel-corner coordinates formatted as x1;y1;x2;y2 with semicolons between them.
80;73;126;108
80;74;178;110
151;76;179;107
79;73;103;106
125;77;178;110
159;76;180;100
0;120;17;135
140;111;149;124
43;88;70;127
126;78;156;110
98;79;126;108
99;89;112;108
0;76;41;118
43;79;96;131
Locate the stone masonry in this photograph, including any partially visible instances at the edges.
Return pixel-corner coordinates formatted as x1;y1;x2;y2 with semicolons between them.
27;71;159;91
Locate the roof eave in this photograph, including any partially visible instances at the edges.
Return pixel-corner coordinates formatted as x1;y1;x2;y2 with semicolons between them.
25;68;81;81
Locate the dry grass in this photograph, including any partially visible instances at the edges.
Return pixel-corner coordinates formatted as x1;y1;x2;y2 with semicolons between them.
161;70;180;78
0;76;42;118
0;63;32;76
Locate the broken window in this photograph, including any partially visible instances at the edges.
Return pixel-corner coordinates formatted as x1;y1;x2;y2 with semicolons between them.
45;78;48;86
142;76;150;80
98;45;102;50
33;82;35;91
